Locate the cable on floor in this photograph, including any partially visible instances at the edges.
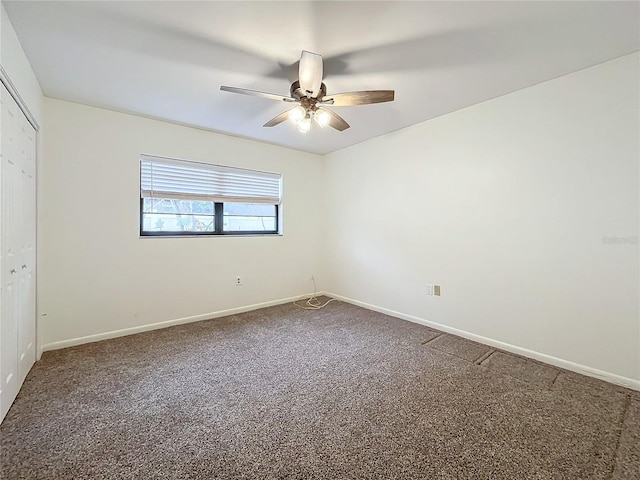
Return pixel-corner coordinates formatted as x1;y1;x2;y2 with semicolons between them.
293;276;337;310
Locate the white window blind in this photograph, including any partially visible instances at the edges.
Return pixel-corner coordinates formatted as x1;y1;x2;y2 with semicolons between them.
140;155;281;204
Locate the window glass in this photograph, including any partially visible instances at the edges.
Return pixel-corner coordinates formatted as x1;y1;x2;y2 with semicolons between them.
142;198;215;233
223;203;277;232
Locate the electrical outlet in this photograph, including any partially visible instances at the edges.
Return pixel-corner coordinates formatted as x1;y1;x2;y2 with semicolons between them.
434;285;441;296
235;276;242;286
426;284;434;295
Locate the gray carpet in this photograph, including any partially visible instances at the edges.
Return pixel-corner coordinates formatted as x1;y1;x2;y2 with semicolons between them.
1;299;638;479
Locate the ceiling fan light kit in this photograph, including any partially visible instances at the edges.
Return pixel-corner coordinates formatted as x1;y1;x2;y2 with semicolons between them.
289;105;305;124
292;108;331;133
221;50;395;134
314;109;331;128
297;115;312;133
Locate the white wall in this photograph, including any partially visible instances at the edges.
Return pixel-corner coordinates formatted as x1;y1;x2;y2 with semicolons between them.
40;99;323;347
322;53;640;384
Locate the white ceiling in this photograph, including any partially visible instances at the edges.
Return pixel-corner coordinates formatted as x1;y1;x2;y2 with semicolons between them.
4;1;639;155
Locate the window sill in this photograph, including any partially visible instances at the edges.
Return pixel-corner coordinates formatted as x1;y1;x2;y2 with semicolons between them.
139;233;283;239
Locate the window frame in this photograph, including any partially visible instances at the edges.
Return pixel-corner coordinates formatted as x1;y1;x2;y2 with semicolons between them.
139;155;281;237
139;200;279;237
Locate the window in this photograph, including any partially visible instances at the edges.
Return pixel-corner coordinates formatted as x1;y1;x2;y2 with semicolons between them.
140;155;281;236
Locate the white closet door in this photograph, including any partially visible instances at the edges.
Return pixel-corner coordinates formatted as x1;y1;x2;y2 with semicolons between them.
17;108;36;382
0;83;36;422
1;87;20;420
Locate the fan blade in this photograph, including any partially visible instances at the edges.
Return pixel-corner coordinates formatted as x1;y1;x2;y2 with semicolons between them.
325;108;350;131
298;51;323;98
220;86;295;102
322;90;394;106
263;109;295;127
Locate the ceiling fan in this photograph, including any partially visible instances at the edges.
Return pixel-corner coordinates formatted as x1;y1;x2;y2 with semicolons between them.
220;50;395;133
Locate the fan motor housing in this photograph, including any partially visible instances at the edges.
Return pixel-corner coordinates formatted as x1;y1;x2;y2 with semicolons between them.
290;80;326;101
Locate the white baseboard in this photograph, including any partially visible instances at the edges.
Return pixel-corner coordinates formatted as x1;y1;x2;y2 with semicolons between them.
41;293;315;352
326;292;640;392
40;290;640;392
